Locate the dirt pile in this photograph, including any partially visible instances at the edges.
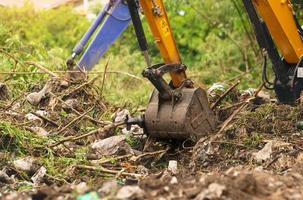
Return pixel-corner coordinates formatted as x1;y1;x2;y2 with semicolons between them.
0;78;303;200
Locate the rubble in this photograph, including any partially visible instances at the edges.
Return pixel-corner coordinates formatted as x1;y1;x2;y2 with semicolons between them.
116;186;145;200
91;135;133;157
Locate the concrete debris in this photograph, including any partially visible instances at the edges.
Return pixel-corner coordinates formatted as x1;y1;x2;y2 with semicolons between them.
122;125;144;136
194;183;226;200
113;109;130;123
98;180;118;196
168;160;178;175
63;98;78;109
29;126;49;137
73;182;89;194
253;141;273;163
116;185;145;200
13;157;37;174
31;166;46;185
91;135;133;156
170;176;178;184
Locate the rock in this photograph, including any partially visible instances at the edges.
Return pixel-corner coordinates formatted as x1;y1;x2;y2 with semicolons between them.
113;109;130;123
63;98;78;109
91;135;133;156
168;160;178;174
122;125;144;136
170;176;178;184
194;183;226;200
0;83;9;100
13;157;37;174
116;186;145;200
25;113;42;124
29;126;49;137
31;166;46;185
74;182;89;194
253;141;274;163
98;180;118;196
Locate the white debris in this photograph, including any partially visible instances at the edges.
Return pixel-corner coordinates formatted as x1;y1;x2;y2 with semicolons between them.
31;166;46;185
207;83;226;97
26;82;52;105
98;180;118;196
116;186;145;200
253;141;274;163
63;98;78;109
13;157;36;173
168;160;178;174
35;110;48;117
91;135;133;156
170;176;178;184
113;109;130;123
74;182;89;194
30;126;49;137
122;125;144;136
194;183;226;200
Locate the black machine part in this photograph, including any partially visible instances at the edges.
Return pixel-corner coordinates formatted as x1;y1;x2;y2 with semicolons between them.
243;0;303;104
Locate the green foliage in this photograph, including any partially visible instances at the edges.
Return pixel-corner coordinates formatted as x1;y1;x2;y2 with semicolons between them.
0;0;276;106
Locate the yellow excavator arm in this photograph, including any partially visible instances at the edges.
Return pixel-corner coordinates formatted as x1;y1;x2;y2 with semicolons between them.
252;0;303;64
244;0;303;103
139;0;186;87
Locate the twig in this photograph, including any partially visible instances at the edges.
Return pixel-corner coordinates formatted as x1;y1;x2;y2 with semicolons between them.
55;106;95;135
30;111;59;127
94;154;133;164
212;83;265;141
24;61;59;79
50;122;124;148
49;92;110;125
130;149;168;162
211;80;240;110
0;71;144;80
75;165;144;178
100;58;110;97
63;77;97;98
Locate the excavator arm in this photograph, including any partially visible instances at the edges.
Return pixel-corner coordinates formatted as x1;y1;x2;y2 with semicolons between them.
126;0;216;140
243;0;303;103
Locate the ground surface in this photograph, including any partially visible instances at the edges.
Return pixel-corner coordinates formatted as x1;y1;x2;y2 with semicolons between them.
1;77;303;200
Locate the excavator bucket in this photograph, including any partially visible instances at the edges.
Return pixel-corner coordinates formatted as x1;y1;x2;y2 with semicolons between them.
145;87;216;140
127;63;217;141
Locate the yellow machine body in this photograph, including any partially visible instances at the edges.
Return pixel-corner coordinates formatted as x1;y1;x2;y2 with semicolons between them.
139;0;186;87
253;0;303;64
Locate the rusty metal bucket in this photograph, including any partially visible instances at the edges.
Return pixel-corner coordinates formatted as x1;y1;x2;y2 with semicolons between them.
144;87;216;140
126;63;217;141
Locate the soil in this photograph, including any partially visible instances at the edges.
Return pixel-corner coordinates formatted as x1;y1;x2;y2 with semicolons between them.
1;78;303;200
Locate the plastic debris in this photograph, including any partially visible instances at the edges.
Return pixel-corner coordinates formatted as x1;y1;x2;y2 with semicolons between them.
76;192;100;200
